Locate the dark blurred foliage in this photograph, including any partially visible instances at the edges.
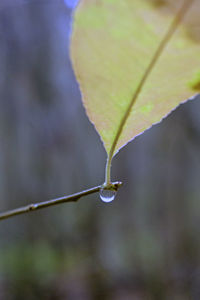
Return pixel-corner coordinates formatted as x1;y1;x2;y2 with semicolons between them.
0;1;200;299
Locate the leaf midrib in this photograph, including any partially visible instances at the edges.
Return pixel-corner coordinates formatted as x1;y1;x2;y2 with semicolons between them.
105;0;194;184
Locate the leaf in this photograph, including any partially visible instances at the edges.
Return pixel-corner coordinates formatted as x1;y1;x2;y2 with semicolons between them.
71;0;200;183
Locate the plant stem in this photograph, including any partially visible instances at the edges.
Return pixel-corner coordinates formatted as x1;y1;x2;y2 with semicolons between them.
0;182;122;221
105;156;112;185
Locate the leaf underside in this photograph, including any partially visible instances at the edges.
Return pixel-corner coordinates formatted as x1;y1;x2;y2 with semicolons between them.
71;0;200;160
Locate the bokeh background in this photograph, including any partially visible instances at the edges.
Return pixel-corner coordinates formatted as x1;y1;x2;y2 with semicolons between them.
0;0;200;299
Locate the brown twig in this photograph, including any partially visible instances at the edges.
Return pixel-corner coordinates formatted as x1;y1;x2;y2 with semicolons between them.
0;181;122;221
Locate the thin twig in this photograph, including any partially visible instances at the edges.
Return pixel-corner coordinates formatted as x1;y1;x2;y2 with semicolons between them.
0;181;122;221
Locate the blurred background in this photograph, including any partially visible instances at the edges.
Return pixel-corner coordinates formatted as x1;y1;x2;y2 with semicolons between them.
0;0;200;299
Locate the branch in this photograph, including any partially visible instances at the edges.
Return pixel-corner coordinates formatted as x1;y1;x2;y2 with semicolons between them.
0;181;122;221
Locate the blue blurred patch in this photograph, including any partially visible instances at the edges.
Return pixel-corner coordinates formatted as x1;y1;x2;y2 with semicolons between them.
64;0;79;9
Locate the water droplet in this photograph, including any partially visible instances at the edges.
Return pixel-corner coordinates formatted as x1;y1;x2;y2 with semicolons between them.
99;188;116;203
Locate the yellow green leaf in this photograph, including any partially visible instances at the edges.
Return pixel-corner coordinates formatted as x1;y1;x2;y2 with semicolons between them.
71;0;200;183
